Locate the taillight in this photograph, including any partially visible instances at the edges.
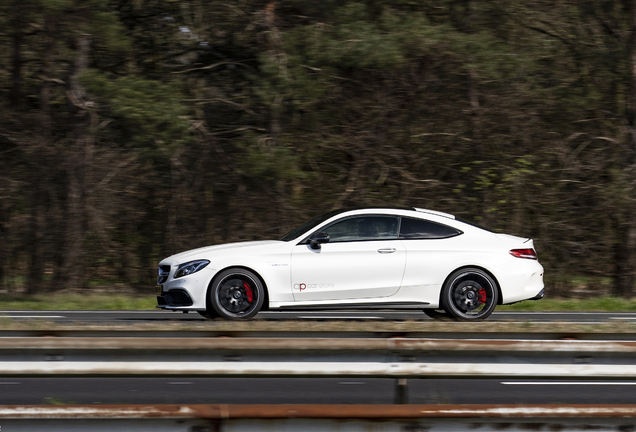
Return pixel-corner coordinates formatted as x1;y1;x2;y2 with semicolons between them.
509;248;538;260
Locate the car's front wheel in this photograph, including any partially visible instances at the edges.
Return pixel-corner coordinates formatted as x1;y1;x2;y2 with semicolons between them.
209;268;265;320
442;268;498;321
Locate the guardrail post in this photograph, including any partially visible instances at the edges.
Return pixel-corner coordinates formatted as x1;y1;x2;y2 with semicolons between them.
394;378;408;404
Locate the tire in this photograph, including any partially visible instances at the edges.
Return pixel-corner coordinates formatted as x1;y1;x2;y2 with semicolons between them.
441;267;498;321
423;309;450;320
209;268;265;320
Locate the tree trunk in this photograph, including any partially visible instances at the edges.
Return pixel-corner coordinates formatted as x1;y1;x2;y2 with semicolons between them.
613;213;636;297
60;33;91;291
40;17;56;139
26;18;57;294
612;0;636;297
0;202;7;289
9;11;23;109
467;67;491;227
463;0;490;228
26;182;46;294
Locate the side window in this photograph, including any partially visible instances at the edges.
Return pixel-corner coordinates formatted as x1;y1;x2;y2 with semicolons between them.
399;217;462;240
321;216;400;242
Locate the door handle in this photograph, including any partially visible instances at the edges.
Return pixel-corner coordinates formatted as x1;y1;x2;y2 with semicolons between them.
377;248;397;254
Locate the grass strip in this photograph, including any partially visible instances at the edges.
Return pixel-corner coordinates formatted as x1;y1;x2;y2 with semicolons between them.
498;296;636;312
0;293;156;311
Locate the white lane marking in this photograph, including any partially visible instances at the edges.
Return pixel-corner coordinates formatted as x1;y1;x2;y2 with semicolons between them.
502;382;636;386
315;320;609;325
168;382;193;385
260;309;368;315
338;382;365;385
280;312;382;317
0;382;20;385
609;317;636;320
497;312;636;315
0;316;65;319
298;316;384;320
425;320;613;325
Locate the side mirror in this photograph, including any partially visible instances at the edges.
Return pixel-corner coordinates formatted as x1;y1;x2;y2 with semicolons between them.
309;232;330;250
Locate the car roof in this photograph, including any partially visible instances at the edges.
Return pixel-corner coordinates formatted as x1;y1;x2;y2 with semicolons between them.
412;208;455;219
328;206;455;220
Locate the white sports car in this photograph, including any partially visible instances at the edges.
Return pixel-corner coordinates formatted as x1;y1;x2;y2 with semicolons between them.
156;207;544;321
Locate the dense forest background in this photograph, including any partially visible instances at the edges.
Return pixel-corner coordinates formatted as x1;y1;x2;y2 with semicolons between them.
1;0;636;297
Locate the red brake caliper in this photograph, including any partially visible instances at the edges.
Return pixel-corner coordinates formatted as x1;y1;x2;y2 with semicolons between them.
243;282;254;303
478;288;487;303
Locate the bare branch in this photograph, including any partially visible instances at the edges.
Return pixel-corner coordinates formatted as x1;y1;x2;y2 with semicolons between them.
172;61;257;74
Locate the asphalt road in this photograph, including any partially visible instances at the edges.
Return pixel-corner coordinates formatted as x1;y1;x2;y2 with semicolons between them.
0;310;634;324
1;377;635;405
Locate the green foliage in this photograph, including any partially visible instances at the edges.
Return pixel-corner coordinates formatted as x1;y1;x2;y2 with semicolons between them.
82;70;191;154
283;4;439;72
40;0;75;13
236;135;302;182
90;10;132;52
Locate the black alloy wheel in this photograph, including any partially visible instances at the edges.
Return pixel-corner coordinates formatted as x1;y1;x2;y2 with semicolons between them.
210;268;265;319
442;267;498;321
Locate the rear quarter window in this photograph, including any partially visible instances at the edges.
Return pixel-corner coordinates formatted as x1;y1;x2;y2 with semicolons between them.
399;217;462;239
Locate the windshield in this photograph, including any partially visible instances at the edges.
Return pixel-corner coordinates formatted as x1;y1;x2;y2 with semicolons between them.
279;209;346;242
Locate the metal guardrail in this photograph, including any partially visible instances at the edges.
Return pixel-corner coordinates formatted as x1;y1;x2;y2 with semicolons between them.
0;337;635;379
2;338;636;430
1;404;636;431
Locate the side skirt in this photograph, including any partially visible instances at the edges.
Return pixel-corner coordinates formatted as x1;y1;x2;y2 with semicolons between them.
275;302;430;311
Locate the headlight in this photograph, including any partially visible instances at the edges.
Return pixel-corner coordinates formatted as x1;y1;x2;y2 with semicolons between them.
174;260;210;278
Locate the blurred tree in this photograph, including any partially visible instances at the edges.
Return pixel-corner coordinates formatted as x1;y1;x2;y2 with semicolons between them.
0;0;635;296
505;0;636;296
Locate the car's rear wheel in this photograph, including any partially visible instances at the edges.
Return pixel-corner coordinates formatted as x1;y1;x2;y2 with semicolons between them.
423;309;450;320
442;268;498;321
210;268;265;320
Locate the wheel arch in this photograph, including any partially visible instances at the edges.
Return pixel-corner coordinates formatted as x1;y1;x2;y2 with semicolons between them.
439;265;503;307
206;265;270;311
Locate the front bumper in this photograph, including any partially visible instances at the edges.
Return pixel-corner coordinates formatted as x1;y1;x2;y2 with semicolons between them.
155;259;215;310
156;289;194;308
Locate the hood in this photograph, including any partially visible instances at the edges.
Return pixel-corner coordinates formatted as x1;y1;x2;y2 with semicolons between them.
165;240;284;264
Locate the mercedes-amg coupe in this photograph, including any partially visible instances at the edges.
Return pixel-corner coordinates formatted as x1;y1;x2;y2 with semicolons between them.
156;207;544;321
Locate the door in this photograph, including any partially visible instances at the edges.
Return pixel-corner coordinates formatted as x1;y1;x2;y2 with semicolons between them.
291;215;406;301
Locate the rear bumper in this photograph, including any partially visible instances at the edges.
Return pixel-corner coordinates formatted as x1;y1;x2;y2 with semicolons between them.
496;260;544;305
531;288;545;300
